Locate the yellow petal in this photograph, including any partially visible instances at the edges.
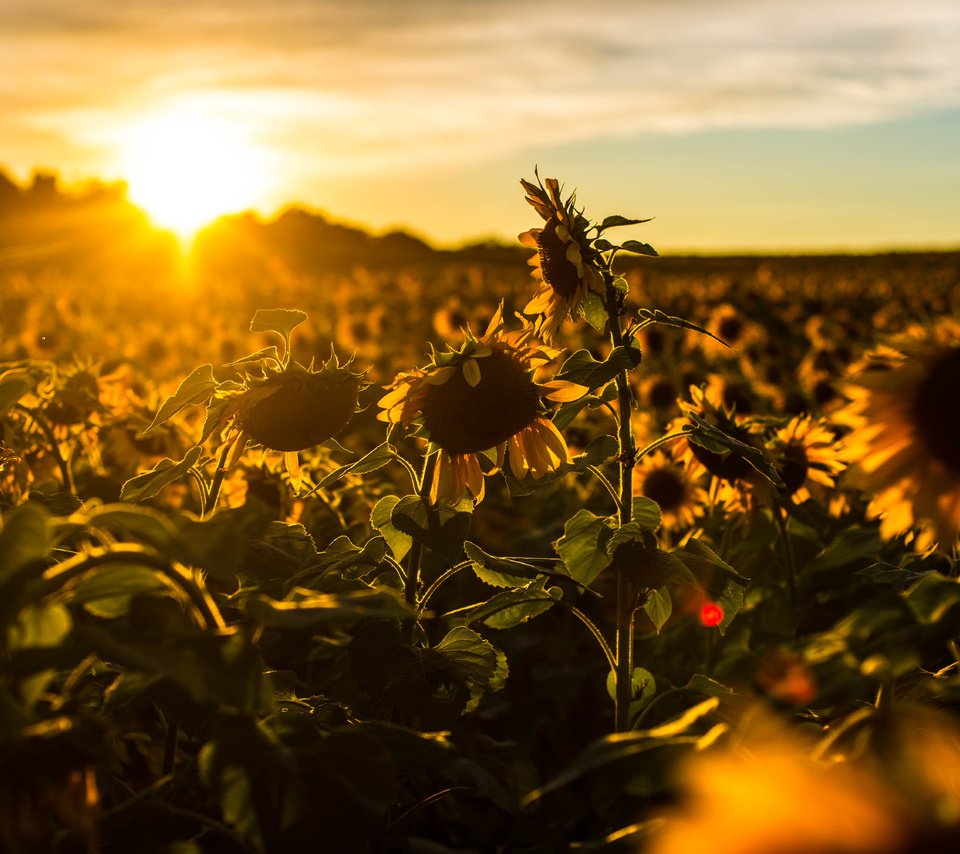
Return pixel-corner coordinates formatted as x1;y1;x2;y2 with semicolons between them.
462;358;482;387
285;451;302;491
541;380;589;402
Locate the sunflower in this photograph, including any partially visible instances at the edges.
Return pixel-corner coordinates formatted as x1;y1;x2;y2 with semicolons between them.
633;451;708;533
378;304;583;504
838;320;960;548
770;415;847;504
674;385;766;485
518;174;604;343
649;706;960;854
218;353;365;488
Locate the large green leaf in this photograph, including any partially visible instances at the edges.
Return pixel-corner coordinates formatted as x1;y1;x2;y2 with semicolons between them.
120;445;203;503
370;495;413;562
444;577;562;629
555;346;642;391
0;504;50;584
554;510;616;586
141;364;218;436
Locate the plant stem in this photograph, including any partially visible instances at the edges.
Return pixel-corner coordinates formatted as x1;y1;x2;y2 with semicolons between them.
402;450;438;642
604;275;637;732
774;504;798;609
570;606;616;673
15;403;74;493
203;442;233;516
417;560;471;617
585;464;620;510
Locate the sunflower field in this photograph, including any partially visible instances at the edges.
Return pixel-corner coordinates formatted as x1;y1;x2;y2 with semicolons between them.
2;175;960;853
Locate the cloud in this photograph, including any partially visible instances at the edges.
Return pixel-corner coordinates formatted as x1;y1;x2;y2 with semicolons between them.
2;0;959;180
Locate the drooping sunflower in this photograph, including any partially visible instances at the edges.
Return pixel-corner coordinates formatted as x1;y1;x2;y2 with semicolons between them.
218;353;365;488
518;174;604;343
838;320;960;548
378;305;583;504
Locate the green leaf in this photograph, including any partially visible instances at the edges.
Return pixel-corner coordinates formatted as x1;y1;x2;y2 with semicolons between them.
648;697;721;737
555;346;643;391
390;496;471;561
434;626;503;691
605;667;656;713
806;527;882;575
174;504;273;581
524;697;720;802
597;215;654;231
682;674;735;697
199;715;297;849
86;504;181;553
0;504;50;584
71;564;174;618
554;510;615;586
630;497;662;531
249;308;307;343
714;579;745;636
905;572;960;624
0;369;35;417
464;541;539;588
120;445;204;503
636;309;727;348
642;587;672;633
316;442;396;489
7;602;71;650
675;538;749;588
370;495;413;561
245;588;411;629
581;290;608;333
141;364;217;436
620;240;659;257
444;577;562;629
686;413;784;487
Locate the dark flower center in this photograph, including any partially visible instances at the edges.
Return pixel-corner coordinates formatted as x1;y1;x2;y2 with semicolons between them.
648;378;679;410
421;349;540;454
778;446;809;495
537;217;581;299
244;372;360;452
912;346;960;472
718;315;744;344
642;467;687;512
689;422;758;482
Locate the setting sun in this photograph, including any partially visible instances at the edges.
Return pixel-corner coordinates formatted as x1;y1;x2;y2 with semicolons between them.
119;107;270;238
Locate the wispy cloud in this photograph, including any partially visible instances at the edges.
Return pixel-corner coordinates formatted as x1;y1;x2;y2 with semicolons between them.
2;0;959;181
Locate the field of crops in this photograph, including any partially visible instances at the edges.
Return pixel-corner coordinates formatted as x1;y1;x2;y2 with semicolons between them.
2;178;960;852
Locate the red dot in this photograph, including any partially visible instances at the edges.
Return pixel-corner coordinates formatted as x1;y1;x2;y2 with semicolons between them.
699;602;724;627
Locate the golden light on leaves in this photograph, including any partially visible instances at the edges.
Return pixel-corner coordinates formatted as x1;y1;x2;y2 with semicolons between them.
118;106;271;239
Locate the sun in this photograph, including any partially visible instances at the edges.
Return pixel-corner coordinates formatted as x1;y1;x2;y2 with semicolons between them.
119;107;270;239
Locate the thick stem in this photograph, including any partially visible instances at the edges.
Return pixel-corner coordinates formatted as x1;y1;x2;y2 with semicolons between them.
402;451;438;643
605;276;637;732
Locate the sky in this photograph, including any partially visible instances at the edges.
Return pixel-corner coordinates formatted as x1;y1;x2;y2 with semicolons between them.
2;0;959;251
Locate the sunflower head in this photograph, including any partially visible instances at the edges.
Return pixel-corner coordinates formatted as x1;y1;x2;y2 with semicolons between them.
839;320;960;548
634;452;707;532
234;354;365;453
518;174;604;343
379;305;580;503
